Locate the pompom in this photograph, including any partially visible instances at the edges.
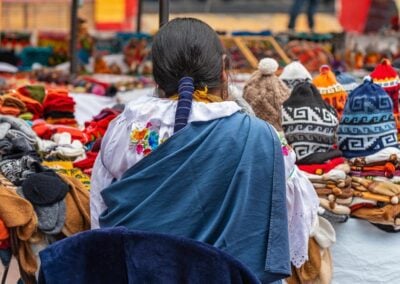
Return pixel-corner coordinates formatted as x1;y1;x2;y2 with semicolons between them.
381;58;391;66
391;196;399;205
363;75;372;82
258;58;278;75
319;65;331;74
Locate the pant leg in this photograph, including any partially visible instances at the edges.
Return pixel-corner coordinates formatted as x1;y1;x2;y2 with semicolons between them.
288;0;307;29
307;0;320;29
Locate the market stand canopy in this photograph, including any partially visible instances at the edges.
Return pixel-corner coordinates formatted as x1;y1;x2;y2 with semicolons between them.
338;0;399;33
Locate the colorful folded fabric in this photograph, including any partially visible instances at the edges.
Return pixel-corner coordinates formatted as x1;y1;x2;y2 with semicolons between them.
298;158;346;175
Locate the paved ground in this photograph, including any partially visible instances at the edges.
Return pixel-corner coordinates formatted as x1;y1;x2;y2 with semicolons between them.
140;12;341;33
142;0;335;13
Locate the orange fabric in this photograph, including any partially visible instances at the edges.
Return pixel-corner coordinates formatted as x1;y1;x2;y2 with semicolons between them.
12;91;43;120
59;175;90;237
0;218;9;241
0;186;38;275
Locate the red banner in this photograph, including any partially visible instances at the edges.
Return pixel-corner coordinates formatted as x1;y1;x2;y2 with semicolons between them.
338;0;371;33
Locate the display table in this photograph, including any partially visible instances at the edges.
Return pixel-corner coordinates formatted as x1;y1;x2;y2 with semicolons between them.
332;218;400;283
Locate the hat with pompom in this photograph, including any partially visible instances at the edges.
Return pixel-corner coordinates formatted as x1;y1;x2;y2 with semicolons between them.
279;61;312;90
370;59;400;114
243;57;290;130
313;65;348;117
338;77;398;158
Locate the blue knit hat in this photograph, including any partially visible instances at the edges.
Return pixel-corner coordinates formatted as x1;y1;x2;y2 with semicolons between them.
338;78;398;158
334;71;359;94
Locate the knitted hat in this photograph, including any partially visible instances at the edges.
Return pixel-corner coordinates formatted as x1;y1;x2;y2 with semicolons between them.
313;65;348;117
16;187;66;235
370;59;400;114
338;78;398;159
22;171;70;206
334;70;359;94
282;82;339;164
279;61;312;90
243;58;290;131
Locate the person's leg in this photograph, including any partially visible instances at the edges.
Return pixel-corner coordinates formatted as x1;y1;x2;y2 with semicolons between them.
288;0;307;30
307;0;320;31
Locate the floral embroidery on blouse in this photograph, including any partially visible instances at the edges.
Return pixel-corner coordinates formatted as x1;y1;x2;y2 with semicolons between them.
130;120;162;156
278;132;291;157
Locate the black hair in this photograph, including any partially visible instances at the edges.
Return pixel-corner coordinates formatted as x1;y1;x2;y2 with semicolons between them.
152;18;225;97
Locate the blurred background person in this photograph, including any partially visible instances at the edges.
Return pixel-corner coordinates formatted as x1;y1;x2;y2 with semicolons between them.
288;0;320;33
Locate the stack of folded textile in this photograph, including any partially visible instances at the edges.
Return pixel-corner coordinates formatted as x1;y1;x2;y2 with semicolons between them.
13;85;45;120
282;82;352;224
0;94;27;116
42;89;77;126
338;77;400;232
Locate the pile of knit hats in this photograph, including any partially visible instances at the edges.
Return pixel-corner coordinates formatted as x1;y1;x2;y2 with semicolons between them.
243;58;290;131
338;78;400;232
282;82;352;223
0;114;90;282
313;65;348;118
43;89;77;126
279;61;312;90
370;59;400;138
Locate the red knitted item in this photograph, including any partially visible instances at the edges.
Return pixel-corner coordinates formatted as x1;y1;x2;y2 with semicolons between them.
73;151;98;171
0;238;10;249
298;157;346;174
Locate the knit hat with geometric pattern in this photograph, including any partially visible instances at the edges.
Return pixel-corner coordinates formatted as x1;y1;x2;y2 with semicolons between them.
370;59;400;114
338;77;398;159
313;65;348;118
282;82;339;164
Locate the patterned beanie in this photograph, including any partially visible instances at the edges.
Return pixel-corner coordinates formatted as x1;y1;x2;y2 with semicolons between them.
313;65;348;118
334;71;359;94
243;58;290;131
338;78;398;159
279;61;312;90
282;82;339;164
370;59;400;114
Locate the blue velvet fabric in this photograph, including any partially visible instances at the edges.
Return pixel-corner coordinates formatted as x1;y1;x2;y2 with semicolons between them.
38;227;261;284
99;112;291;283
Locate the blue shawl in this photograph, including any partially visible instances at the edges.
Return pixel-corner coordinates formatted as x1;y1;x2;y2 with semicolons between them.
99;112;291;283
